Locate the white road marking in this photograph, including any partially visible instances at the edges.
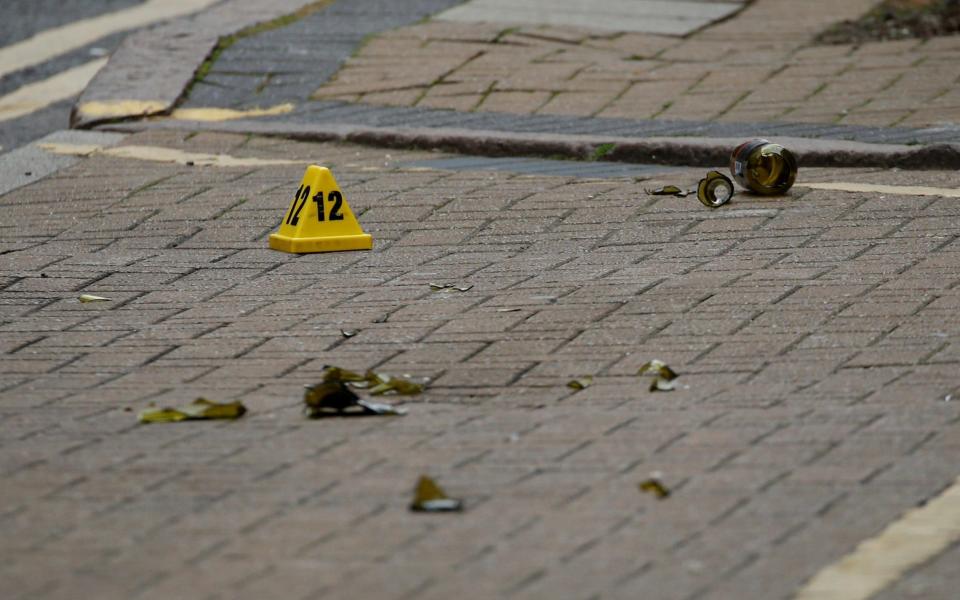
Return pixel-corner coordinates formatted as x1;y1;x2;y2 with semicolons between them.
794;475;960;600
0;0;219;80
0;59;107;122
75;99;170;120
39;142;302;167
802;182;960;198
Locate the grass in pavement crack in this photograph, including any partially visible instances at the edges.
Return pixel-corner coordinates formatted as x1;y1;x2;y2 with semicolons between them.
589;143;617;161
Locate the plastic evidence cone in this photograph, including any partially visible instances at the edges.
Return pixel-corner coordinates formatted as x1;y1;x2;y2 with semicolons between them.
269;165;373;253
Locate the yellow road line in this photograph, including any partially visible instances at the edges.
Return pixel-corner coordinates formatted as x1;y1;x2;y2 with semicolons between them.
0;0;219;80
170;104;295;122
802;182;960;198
74;99;171;120
39;141;302;168
795;475;960;600
0;59;107;122
75;102;297;122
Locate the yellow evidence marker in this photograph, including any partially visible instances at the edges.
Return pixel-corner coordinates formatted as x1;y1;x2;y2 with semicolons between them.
269;165;373;253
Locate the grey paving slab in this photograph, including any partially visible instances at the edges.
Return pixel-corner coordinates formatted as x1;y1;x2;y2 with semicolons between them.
435;0;744;35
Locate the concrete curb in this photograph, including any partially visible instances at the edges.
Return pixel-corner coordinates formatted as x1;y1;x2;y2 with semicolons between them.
101;119;960;170
71;0;321;129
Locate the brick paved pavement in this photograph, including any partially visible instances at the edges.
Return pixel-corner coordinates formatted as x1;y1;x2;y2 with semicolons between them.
308;0;960;128
2;130;960;599
171;0;960;152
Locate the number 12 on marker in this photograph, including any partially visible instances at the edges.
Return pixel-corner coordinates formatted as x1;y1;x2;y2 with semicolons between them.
313;190;343;222
285;185;344;225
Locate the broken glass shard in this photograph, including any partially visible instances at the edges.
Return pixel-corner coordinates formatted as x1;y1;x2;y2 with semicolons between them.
366;370;425;396
567;376;594;390
139;397;247;423
430;283;473;292
357;399;408;415
304;381;359;413
639;477;671;499
180;398;246;419
138;406;188;423
319;365;424;396
410;475;463;512
637;360;678;381
365;371;390;386
649;377;676;392
321;365;366;384
648;185;693;197
304;381;406;418
697;171;735;208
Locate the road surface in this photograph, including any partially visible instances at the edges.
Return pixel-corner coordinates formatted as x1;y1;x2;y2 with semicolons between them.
0;0;217;154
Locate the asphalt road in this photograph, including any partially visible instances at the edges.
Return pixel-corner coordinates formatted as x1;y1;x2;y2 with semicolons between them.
0;0;143;153
0;0;226;155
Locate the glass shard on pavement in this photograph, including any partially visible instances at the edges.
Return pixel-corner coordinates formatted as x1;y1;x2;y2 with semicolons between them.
430;282;473;292
322;365;367;383
638;360;678;380
639;476;671;499
139;398;247;423
410;475;463;512
649;377;676;392
567;376;594;390
309;365;419;416
303;381;407;418
639;359;679;393
366;372;425;396
322;366;425;395
697;171;735;208
648;185;694;197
